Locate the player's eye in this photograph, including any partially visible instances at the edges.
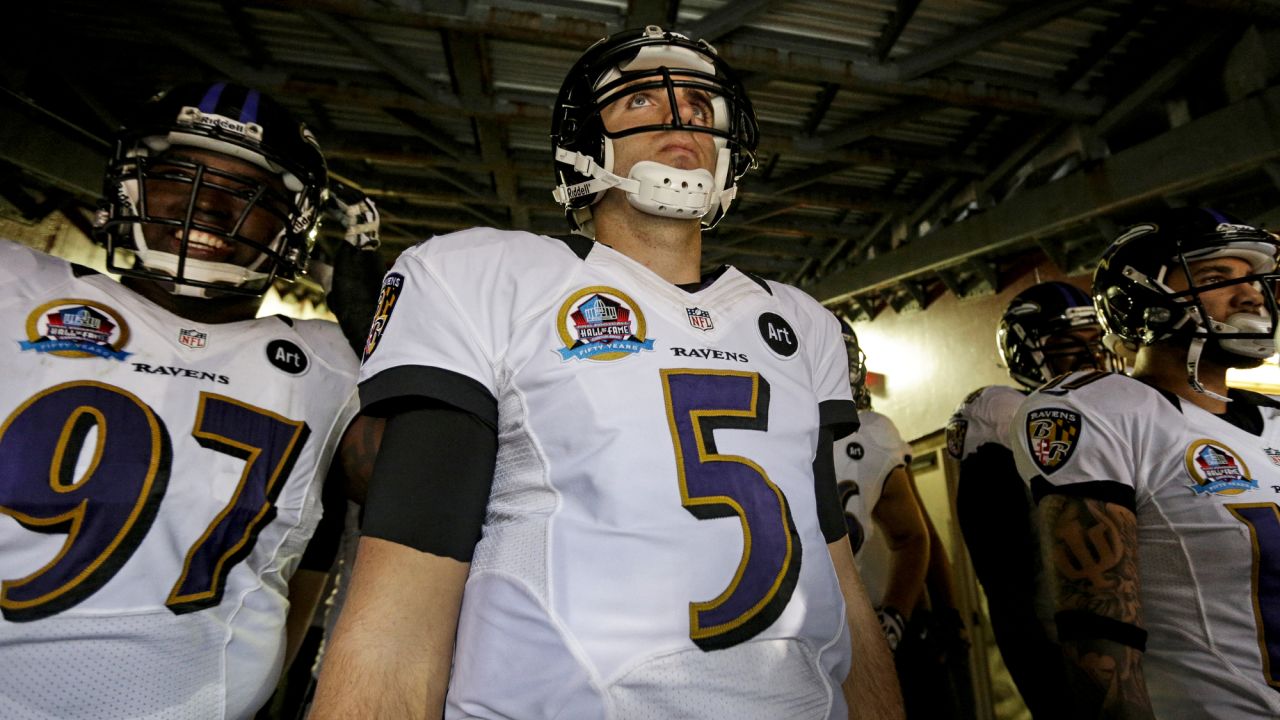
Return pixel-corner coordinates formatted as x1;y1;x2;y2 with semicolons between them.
627;92;653;109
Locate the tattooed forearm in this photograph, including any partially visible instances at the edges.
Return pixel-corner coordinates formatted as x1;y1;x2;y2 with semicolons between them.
340;415;386;504
1041;495;1153;719
1045;495;1143;623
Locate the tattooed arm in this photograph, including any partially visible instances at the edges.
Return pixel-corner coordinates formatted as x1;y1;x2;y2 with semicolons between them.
1040;494;1154;720
337;414;386;505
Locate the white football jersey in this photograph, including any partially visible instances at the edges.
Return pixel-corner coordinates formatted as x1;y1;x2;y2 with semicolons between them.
947;385;1025;461
360;229;859;720
0;239;359;720
833;410;909;606
1011;370;1280;718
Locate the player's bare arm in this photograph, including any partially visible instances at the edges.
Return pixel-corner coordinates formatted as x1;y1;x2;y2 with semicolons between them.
309;538;469;719
871;466;929;617
829;538;906;720
336;414;386;504
1041;494;1153;720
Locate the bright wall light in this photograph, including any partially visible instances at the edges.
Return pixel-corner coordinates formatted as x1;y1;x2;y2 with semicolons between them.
1227;354;1280;395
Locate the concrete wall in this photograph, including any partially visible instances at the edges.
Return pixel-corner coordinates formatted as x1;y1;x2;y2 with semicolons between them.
849;259;1091;442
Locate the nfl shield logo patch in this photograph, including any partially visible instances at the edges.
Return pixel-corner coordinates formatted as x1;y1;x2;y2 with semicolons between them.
1025;408;1081;474
179;328;207;349
945;418;968;460
686;307;714;331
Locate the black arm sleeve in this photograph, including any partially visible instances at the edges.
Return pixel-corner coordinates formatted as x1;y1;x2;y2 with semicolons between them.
298;458;349;571
360;403;498;562
813;426;848;543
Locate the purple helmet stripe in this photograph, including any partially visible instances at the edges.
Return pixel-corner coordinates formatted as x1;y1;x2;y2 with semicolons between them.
240;89;260;123
198;83;226;113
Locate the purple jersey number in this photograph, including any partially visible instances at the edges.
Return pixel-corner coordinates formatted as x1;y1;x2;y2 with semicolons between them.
660;369;802;651
0;383;309;621
1226;503;1280;687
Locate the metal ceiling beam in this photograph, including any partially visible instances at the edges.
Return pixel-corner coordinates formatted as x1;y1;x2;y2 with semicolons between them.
872;0;923;62
808;84;1280;303
1093;24;1237;138
302;9;457;109
681;0;781;42
626;0;677;28
893;0;1093;81
799;99;944;152
0;89;109;199
445;31;529;229
135;12;285;87
1054;1;1150;92
252;1;1106;118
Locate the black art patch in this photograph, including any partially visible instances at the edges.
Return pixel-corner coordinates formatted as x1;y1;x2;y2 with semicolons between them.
846;442;864;460
363;272;404;363
1025;407;1081;474
757;312;798;358
267;339;309;375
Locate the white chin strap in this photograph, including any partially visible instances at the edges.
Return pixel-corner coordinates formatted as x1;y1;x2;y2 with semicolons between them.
133;247;271;297
553;146;735;223
1185;312;1274;402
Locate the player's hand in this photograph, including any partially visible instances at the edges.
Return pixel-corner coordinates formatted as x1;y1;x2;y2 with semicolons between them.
877;606;906;653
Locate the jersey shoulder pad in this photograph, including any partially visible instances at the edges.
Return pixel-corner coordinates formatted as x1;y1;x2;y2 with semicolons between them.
290;317;361;378
0;237;74;289
857;410;904;451
948;385;1024;459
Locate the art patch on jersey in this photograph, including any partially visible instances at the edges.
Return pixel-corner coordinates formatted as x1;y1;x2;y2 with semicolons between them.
946;417;968;459
686;307;714;331
757;312;798;359
267;339;309;375
20;299;131;361
1184;439;1256;496
846;441;865;460
178;328;207;349
363;272;403;362
555;286;655;362
1025;407;1080;474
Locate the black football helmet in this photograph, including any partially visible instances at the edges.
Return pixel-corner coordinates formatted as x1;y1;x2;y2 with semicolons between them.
551;25;759;237
1093;208;1279;396
997;281;1110;389
1094;208;1279;354
95;82;328;296
840;317;872;410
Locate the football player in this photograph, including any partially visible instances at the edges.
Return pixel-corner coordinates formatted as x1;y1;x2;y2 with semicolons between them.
0;83;362;719
947;280;1111;719
311;26;903;720
833;321;929;654
1010;208;1280;718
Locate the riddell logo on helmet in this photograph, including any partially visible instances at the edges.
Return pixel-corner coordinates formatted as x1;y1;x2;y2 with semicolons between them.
566;184;592;199
177;107;264;143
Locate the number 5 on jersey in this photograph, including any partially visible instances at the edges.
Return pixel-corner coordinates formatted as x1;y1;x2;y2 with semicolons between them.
661;369;802;651
0;381;308;621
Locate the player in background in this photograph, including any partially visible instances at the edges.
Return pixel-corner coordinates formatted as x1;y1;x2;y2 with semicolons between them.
311;25;903;720
1010;208;1280;718
833;321;928;655
0;83;364;719
838;321;974;719
946;281;1113;719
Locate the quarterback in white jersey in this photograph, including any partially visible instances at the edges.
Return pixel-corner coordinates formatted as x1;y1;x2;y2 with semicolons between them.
1011;209;1280;718
0;84;359;719
312;26;903;720
949;281;1111;720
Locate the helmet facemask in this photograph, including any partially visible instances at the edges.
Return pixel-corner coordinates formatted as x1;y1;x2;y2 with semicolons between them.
552;26;758;237
1097;214;1280;400
95;84;327;298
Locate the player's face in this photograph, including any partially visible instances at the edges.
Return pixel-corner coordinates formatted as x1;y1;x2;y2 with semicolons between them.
1043;326;1104;376
600;78;718;177
140;147;290;268
1167;256;1267;324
